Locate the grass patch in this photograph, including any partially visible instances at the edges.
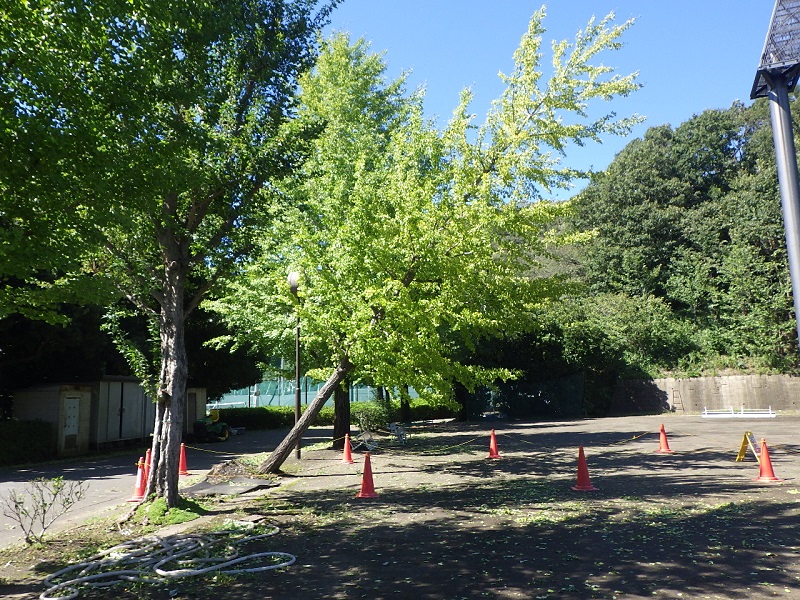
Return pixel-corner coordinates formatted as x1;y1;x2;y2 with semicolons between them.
135;496;208;526
303;440;337;452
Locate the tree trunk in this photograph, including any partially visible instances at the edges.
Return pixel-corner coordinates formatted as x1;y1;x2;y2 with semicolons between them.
144;396;165;500
453;382;470;421
143;290;187;508
399;384;411;423
332;380;350;450
376;386;385;403
144;216;189;508
376;385;391;414
258;357;351;474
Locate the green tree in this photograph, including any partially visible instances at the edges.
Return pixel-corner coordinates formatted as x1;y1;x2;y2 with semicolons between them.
572;99;796;373
1;0;336;506
210;8;641;472
574;106;750;298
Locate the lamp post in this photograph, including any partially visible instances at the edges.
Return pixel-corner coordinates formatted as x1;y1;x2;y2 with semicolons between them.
752;0;800;353
288;271;302;459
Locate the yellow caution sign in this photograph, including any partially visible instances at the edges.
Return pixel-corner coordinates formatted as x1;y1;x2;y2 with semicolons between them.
735;431;760;463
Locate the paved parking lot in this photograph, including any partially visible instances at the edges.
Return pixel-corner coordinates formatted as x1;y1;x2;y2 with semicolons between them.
0;413;797;549
2;415;800;599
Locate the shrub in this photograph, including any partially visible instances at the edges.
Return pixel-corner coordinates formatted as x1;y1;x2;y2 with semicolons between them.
408;400;457;422
351;401;390;431
218;405;336;430
0;420;55;466
216;396;457;432
1;476;87;544
314;406;335;426
219;407;294;429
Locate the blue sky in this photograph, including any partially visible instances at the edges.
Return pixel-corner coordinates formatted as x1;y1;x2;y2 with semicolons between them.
325;1;774;196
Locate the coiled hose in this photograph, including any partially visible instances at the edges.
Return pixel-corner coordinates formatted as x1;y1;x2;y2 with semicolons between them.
41;526;296;600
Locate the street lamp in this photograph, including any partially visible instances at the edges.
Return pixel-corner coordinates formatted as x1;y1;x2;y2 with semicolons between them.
287;271;302;459
752;0;800;353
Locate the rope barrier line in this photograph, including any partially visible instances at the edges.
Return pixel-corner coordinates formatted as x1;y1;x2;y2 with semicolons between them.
40;527;294;600
409;435;486;455
306;431;486;456
184;426;666;465
608;431;653;445
343;428;796;456
334;429;655;456
765;442;800;455
329;427;653;456
186;433;355;457
496;432;537;448
494;430;654;449
183;445;237;455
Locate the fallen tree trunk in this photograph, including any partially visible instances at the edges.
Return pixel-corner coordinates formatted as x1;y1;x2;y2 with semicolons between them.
257;357;352;474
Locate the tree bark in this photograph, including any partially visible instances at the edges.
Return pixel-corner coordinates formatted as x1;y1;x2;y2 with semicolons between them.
399;384;411;423
151;304;187;507
453;382;470;421
332;380;350;450
144;212;189;508
258;357;351;474
376;385;392;418
144;395;165;501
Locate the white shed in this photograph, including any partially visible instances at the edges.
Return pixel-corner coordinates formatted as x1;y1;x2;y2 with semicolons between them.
13;378;206;456
93;378;155;446
13;384;92;456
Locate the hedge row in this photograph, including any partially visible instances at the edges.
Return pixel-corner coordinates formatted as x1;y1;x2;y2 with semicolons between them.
219;405;335;430
218;400;456;431
0;420;56;466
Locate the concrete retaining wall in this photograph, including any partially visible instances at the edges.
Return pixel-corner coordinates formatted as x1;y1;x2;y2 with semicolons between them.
611;374;800;415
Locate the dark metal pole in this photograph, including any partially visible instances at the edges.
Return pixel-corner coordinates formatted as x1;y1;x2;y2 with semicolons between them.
768;75;800;347
287;271;302;459
294;319;301;459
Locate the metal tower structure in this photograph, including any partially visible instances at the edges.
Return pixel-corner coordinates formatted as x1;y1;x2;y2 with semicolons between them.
751;0;800;352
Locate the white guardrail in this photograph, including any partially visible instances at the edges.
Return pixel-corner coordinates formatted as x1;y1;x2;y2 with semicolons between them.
702;406;777;418
206;401;249;409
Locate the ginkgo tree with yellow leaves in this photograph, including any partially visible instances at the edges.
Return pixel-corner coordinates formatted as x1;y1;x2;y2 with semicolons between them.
207;7;642;473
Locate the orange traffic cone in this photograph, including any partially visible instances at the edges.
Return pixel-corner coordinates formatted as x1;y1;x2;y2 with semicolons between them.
127;456;146;502
356;452;378;498
754;439;783;482
487;429;501;459
179;443;189;476
656;423;674;454
342;434;355;464
571;446;598;491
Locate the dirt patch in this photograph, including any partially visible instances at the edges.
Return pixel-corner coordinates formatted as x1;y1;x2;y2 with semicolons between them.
2;415;800;599
205;459;262;483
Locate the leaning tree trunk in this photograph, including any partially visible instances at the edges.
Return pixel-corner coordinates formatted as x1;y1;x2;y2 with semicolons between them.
258;358;352;474
332;380;350;451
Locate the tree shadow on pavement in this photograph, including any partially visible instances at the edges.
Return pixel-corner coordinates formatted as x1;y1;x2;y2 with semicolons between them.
209;475;800;600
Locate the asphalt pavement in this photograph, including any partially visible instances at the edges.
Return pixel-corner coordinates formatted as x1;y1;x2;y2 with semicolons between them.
0;426;333;549
3;414;799;550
